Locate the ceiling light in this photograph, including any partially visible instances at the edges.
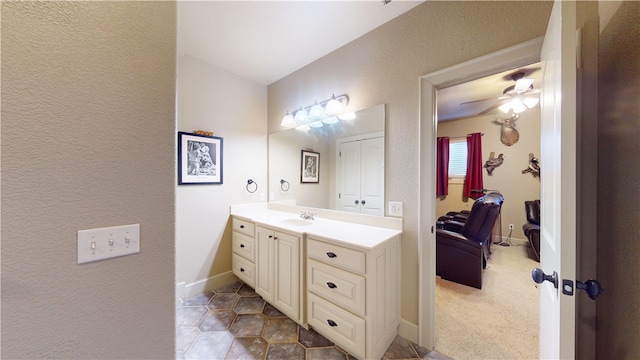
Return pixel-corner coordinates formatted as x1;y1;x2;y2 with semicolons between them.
294;107;308;123
280;94;350;128
510;97;527;113
322;116;339;124
309;100;325;119
281;110;296;127
324;94;344;115
338;111;356;120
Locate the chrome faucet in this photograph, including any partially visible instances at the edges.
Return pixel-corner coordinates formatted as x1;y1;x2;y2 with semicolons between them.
300;211;315;220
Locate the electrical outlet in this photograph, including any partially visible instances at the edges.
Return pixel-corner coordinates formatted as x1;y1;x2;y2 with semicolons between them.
509;224;514;230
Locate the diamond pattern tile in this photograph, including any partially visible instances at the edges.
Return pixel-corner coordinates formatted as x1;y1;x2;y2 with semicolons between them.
176;281;449;359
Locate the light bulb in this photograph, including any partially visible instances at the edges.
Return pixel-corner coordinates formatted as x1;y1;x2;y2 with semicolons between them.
322;116;339;124
523;96;539;109
510;98;527;113
337;112;356;120
309;100;325;119
294;107;308;123
498;103;511;113
281;111;295;127
324;94;343;115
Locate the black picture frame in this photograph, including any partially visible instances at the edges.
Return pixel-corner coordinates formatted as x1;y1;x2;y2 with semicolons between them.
300;150;320;183
178;131;223;185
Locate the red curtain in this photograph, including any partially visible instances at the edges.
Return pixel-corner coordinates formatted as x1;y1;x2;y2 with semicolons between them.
436;137;450;196
464;133;484;199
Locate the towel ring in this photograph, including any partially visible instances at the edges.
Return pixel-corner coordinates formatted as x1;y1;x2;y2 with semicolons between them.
246;179;258;193
280;179;290;192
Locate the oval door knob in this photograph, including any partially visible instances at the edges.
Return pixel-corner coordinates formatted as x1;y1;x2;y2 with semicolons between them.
361;200;366;205
240;268;245;272
240;225;245;229
240;244;245;248
354;200;359;205
532;268;558;289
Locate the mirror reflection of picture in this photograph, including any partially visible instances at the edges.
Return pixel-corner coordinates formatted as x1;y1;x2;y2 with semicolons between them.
301;150;320;183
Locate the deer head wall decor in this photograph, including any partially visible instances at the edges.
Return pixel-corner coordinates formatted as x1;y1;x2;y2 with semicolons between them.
495;114;520;146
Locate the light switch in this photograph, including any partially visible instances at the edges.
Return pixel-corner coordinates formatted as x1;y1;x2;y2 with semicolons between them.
78;224;140;264
388;201;403;217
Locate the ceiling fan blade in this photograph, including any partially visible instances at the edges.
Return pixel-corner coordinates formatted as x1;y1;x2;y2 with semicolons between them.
478;101;506;115
527;89;541;94
514;78;534;91
460;97;498;105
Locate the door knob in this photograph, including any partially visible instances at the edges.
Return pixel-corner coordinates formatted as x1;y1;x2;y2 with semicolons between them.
577;279;604;300
354;200;359;205
361;200;366;205
532;268;558;288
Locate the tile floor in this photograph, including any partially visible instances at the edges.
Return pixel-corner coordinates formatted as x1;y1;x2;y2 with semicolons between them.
176;281;451;360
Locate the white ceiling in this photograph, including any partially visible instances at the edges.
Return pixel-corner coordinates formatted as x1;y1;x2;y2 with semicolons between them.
177;0;424;86
177;1;541;121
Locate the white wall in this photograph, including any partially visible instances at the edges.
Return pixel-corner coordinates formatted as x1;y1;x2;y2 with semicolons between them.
2;2;176;358
176;55;267;297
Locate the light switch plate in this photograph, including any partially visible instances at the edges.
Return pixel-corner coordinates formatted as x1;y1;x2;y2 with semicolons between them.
388;201;403;217
77;224;140;264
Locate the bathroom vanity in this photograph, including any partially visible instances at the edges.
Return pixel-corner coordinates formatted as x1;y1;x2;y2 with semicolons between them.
230;203;402;360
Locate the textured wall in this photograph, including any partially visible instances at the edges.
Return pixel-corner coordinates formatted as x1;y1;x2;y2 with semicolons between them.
596;1;640;358
176;55;267;292
1;2;176;358
267;1;552;326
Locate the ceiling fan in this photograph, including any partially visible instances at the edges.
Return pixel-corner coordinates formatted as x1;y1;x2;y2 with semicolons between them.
463;71;540;115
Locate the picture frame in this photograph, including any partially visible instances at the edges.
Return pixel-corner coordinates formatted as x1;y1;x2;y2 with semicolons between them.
300;150;320;183
178;131;223;185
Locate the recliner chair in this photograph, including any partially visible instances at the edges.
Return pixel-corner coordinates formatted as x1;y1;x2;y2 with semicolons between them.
523;200;540;261
436;193;504;289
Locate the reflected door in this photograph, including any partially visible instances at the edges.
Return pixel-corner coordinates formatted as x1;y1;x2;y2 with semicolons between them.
339;136;384;216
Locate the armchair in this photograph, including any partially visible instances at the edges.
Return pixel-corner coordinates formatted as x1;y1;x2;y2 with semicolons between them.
523;200;540;261
436;193;504;289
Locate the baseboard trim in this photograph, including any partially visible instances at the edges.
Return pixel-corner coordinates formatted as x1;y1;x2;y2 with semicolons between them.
493;235;528;247
398;318;418;344
183;271;238;300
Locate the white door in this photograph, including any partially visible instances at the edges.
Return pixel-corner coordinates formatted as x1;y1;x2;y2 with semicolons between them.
338;136;385;216
538;1;577;358
340;140;361;213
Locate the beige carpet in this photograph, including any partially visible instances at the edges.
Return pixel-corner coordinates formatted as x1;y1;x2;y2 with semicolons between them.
434;243;540;360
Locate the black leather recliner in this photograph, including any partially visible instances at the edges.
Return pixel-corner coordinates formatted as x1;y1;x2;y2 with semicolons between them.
436;193;504;289
523;200;540;261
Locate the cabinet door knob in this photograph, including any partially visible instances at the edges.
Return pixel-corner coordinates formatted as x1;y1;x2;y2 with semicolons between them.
269;235;273;239
327;319;337;327
240;244;245;248
240;225;245;229
240;268;245;272
327;282;337;289
326;252;337;258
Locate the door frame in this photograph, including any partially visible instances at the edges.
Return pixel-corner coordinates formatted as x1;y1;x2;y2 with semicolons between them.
418;37;544;349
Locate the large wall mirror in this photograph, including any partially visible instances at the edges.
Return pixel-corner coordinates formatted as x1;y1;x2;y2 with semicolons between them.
268;104;386;216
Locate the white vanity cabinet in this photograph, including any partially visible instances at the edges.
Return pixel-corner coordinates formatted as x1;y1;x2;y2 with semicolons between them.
255;225;304;325
306;234;401;360
231;218;256;288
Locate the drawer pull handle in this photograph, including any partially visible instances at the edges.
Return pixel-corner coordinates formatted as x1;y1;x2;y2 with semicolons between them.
240;244;245;248
327;282;337;289
326;252;337;258
240;225;245;229
327;319;337;327
240;268;245;272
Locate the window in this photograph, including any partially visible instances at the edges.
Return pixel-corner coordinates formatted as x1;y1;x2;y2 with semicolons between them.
448;139;467;179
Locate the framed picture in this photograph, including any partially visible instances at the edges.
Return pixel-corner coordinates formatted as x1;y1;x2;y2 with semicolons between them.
178;131;223;185
301;150;320;183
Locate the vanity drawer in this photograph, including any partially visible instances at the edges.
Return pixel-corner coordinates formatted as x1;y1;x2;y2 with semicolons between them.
232;232;256;261
307;293;365;358
307;238;366;274
233;218;255;237
232;253;255;288
308;259;365;317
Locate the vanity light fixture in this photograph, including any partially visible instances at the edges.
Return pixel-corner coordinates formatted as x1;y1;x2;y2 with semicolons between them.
280;94;351;128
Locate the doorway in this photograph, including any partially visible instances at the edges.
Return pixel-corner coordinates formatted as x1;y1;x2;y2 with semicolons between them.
418;37;544;350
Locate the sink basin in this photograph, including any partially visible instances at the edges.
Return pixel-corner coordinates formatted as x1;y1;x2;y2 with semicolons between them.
279;218;314;227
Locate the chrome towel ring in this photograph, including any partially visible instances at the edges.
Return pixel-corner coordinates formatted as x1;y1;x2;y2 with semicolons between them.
280;179;290;191
246;179;258;193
